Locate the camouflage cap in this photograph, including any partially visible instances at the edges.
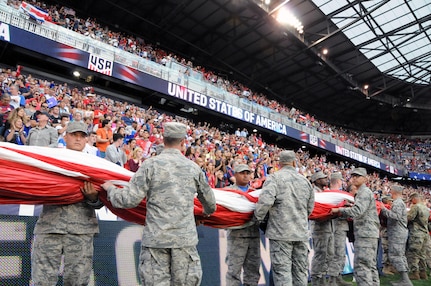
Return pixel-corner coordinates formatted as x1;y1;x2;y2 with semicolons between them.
311;171;327;183
331;172;343;180
390;185;404;193
381;196;393;203
66;121;88;135
234;164;251;173
279;150;295;163
163;122;187;138
351;167;367;177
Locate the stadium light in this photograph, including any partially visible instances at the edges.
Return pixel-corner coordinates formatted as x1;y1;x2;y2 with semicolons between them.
73;70;80;78
275;7;303;34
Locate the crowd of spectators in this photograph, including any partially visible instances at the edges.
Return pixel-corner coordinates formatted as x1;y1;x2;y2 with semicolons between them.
4;0;431;173
0;65;430;210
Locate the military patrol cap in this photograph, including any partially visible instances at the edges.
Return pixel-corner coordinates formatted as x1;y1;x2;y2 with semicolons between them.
163;122;187;138
66;121;88;135
381;196;393;203
390;185;404;193
311;171;327;183
331;172;343;180
279;150;296;163
351;167;367;177
234;164;251;173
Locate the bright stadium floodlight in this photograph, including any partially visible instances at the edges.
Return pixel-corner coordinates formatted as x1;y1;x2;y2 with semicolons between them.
275;7;303;34
73;70;80;78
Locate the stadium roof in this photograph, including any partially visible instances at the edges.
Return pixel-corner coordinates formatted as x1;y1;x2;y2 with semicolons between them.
42;0;431;134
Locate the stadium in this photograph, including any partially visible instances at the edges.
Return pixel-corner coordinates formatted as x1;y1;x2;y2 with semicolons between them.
0;0;430;285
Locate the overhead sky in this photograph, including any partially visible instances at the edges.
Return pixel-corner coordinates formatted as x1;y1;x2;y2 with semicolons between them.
312;0;431;85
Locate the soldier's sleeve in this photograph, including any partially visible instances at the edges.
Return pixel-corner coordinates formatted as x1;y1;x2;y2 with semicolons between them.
196;170;216;215
85;198;104;209
340;188;370;218
254;174;276;222
382;201;403;222
407;205;418;222
307;181;315;216
106;163;150;208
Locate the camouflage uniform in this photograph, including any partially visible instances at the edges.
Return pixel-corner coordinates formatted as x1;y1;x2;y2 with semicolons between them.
328;218;350;277
106;148;216;286
380;197;409;272
310;185;334;281
31;201;103;286
407;201;430;273
379;220;390;272
226;184;261;286
254;165;314;285
339;184;380;286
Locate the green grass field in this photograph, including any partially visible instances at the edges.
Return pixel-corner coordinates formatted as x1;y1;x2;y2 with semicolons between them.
308;273;430;285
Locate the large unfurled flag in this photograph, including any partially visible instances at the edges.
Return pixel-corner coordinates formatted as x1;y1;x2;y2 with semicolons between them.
19;1;49;24
0;143;354;228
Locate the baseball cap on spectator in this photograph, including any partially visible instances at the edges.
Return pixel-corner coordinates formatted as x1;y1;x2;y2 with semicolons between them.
311;171;327;183
163;122;187;138
30;110;50;121
279;150;295;163
66;121;88;135
351;167;367;177
234;164;251;173
36;110;50;117
331;172;343;180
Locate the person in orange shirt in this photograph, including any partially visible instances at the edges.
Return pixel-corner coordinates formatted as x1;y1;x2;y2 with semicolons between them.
96;119;112;158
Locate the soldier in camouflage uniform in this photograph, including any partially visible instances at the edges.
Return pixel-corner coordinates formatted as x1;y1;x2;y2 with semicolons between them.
254;150;314;285
31;121;103;286
380;195;395;276
102;122;216;286
226;164;261;286
406;192;430;280
380;185;413;286
309;171;334;286
328;172;352;286
331;167;380;286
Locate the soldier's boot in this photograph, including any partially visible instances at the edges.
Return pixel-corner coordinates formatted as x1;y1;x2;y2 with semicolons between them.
335;275;353;286
388;265;399;274
390;271;413;286
383;266;395;275
419;270;428;280
408;271;420;280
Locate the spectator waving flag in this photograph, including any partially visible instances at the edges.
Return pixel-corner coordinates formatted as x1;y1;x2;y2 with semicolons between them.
19;2;49;24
